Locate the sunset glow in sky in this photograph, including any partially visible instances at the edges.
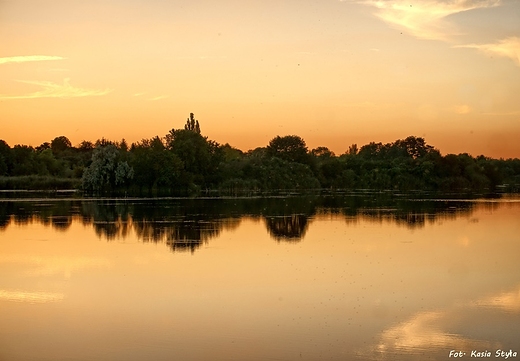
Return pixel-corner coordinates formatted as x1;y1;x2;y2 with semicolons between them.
1;0;519;158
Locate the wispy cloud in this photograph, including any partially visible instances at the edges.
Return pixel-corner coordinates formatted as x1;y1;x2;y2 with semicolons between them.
454;104;472;114
148;95;169;101
175;55;227;60
132;92;169;100
455;36;520;66
0;55;65;65
482;110;520;116
355;0;500;41
344;101;376;108
0;78;111;100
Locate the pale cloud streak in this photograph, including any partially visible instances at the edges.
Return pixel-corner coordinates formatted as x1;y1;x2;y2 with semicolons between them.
356;0;500;41
454;104;472;114
0;78;112;100
0;55;65;65
455;36;520;66
148;95;169;101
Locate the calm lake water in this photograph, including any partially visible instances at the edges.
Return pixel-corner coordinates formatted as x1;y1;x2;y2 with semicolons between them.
1;194;519;361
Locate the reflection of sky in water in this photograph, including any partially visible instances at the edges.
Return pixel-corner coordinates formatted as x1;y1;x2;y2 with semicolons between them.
0;289;64;303
364;287;520;360
0;254;111;278
0;197;519;360
476;287;520;312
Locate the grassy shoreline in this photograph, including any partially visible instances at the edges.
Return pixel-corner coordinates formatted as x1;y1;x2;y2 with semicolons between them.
0;176;81;191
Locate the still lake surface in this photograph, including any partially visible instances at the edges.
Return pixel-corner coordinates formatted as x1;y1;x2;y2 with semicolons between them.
1;194;519;361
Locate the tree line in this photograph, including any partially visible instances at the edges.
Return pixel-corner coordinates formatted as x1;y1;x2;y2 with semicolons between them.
1;113;519;194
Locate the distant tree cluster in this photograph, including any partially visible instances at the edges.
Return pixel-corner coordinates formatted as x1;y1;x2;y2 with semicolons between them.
313;137;520;192
1;114;519;194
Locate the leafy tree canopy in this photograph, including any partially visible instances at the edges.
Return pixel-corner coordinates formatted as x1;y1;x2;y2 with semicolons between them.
267;135;309;164
51;136;72;154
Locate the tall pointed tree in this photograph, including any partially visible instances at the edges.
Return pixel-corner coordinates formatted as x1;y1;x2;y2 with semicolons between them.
184;113;201;134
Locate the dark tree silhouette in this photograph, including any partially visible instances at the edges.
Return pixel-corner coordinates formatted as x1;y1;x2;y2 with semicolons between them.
394;136;435;159
0;140;13;176
184;113;201;134
1;121;520;194
51;136;72;154
347;144;358;155
165;123;222;190
130;136;182;193
36;142;51;152
311;146;335;159
266;135;310;164
78;140;94;152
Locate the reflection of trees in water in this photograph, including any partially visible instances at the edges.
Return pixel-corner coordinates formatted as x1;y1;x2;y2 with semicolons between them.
92;217;131;240
50;216;73;231
341;208;473;229
134;218;240;253
126;199;243;252
0;200;75;231
373;201;473;229
0;202;13;229
252;196;316;242
81;201;132;240
0;194;514;250
318;196;476;229
264;215;309;242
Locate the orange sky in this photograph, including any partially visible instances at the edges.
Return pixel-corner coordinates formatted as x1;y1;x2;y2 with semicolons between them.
1;0;520;158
